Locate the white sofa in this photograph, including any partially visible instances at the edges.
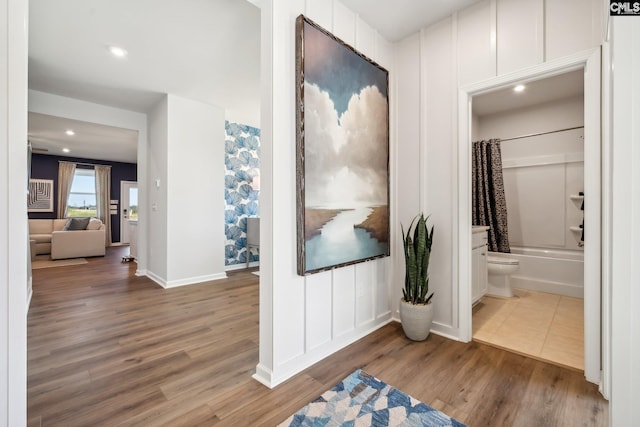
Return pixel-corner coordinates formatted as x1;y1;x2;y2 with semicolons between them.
29;218;106;260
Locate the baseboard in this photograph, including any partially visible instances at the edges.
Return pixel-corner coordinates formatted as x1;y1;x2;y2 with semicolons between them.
145;271;228;289
261;316;393;389
252;363;274;388
225;261;260;271
145;270;167;288
165;272;227;288
391;318;462;342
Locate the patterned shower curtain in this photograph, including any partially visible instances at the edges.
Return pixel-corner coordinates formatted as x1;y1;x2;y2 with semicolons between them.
472;139;510;253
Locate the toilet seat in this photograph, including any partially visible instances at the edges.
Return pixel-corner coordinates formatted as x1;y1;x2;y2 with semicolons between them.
487;255;519;265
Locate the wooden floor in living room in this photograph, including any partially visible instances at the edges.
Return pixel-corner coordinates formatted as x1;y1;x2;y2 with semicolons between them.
27;247;608;426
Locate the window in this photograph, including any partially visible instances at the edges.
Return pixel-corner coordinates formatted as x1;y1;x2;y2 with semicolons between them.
129;187;138;220
67;168;97;217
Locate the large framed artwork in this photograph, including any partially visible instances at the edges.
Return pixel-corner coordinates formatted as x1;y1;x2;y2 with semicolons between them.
295;15;390;276
28;179;54;212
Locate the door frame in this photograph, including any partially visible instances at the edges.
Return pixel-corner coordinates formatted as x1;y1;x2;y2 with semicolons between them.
456;48;604;386
120;180;137;244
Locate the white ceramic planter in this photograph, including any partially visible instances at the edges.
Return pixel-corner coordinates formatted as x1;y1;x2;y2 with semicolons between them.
399;298;434;341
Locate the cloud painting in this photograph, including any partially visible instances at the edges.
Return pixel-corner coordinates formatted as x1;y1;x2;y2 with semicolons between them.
296;16;390;275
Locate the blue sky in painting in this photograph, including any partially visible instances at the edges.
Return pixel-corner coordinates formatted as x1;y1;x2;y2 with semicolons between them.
303;20;387;117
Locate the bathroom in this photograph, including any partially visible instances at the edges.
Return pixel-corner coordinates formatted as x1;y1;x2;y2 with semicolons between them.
470;69;586;371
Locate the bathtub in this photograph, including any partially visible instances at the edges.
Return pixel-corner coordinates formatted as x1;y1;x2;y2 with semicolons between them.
491;246;584;298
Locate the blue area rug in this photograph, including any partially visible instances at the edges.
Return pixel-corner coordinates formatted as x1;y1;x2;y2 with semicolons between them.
280;369;466;427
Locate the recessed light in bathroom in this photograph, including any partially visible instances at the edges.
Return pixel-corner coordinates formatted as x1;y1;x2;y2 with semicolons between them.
108;45;128;58
62;148;70;153
513;84;526;93
65;129;75;136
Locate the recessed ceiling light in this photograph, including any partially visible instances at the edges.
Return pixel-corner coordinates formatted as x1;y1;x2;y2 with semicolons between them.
62;148;70;153
108;45;128;58
514;84;526;93
65;129;75;136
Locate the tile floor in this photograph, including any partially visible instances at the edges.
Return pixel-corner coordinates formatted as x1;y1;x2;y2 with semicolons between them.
472;288;584;371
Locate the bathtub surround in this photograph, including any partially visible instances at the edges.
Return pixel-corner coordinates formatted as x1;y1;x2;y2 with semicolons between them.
224;121;260;268
472;139;510;253
507;247;584;298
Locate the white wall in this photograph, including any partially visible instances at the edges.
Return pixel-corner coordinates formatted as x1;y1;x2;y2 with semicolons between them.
1;0;28;424
256;0;394;388
147;97;169;282
146;95;227;287
609;17;640;426
478;96;585;252
166;95;226;285
394;0;603;338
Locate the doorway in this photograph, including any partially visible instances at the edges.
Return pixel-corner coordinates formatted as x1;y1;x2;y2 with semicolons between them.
457;49;603;386
120;180;138;244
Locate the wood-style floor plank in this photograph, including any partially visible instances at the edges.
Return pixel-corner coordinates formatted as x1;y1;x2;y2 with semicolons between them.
28;247;608;426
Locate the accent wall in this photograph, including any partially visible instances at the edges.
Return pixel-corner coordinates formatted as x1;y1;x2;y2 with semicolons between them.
256;0;394;388
224;120;260;267
29;153;137;244
394;0;603;337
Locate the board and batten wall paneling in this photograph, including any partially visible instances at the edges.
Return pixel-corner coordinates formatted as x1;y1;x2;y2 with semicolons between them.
393;33;421;316
545;0;604;61
457;0;496;86
496;0;544;75
257;0;394;388
422;17;457;332
394;0;603;341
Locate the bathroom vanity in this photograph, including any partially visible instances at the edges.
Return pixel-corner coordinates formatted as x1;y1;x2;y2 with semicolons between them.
472;226;489;305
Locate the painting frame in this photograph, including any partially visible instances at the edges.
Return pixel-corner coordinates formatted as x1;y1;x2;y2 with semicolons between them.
295;15;390;276
28;179;54;213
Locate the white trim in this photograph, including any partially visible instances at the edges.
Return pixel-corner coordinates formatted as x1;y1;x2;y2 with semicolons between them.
391;318;461;342
501;153;584;169
457;87;473;343
252;363;273;388
119;180;137;244
146;272;228;289
457;49;603;386
582;47;601;385
600;37;612;401
145;270;167;288
259;317;393;389
2;0;29;423
225;262;260;271
609;18;640;424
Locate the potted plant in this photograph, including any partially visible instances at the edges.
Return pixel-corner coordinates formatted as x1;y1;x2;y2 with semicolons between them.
399;214;434;341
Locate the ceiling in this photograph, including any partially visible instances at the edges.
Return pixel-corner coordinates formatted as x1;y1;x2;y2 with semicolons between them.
28;0;261;163
29;0;577;164
340;0;482;42
473;69;585;117
29;113;139;163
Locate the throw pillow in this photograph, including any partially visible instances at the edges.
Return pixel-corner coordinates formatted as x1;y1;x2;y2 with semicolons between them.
86;218;103;230
63;217;91;231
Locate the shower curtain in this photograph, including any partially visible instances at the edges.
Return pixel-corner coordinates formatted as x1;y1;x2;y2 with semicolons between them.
472;139;510;253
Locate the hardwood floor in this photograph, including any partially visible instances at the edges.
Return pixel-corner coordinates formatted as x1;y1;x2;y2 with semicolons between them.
28;247;608;426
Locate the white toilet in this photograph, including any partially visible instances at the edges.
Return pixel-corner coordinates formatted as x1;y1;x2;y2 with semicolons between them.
487;253;520;297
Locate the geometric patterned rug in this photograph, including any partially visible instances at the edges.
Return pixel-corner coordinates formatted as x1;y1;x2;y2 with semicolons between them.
279;369;466;427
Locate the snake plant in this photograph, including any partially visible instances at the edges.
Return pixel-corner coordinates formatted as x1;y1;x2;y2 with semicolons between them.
401;214;434;305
